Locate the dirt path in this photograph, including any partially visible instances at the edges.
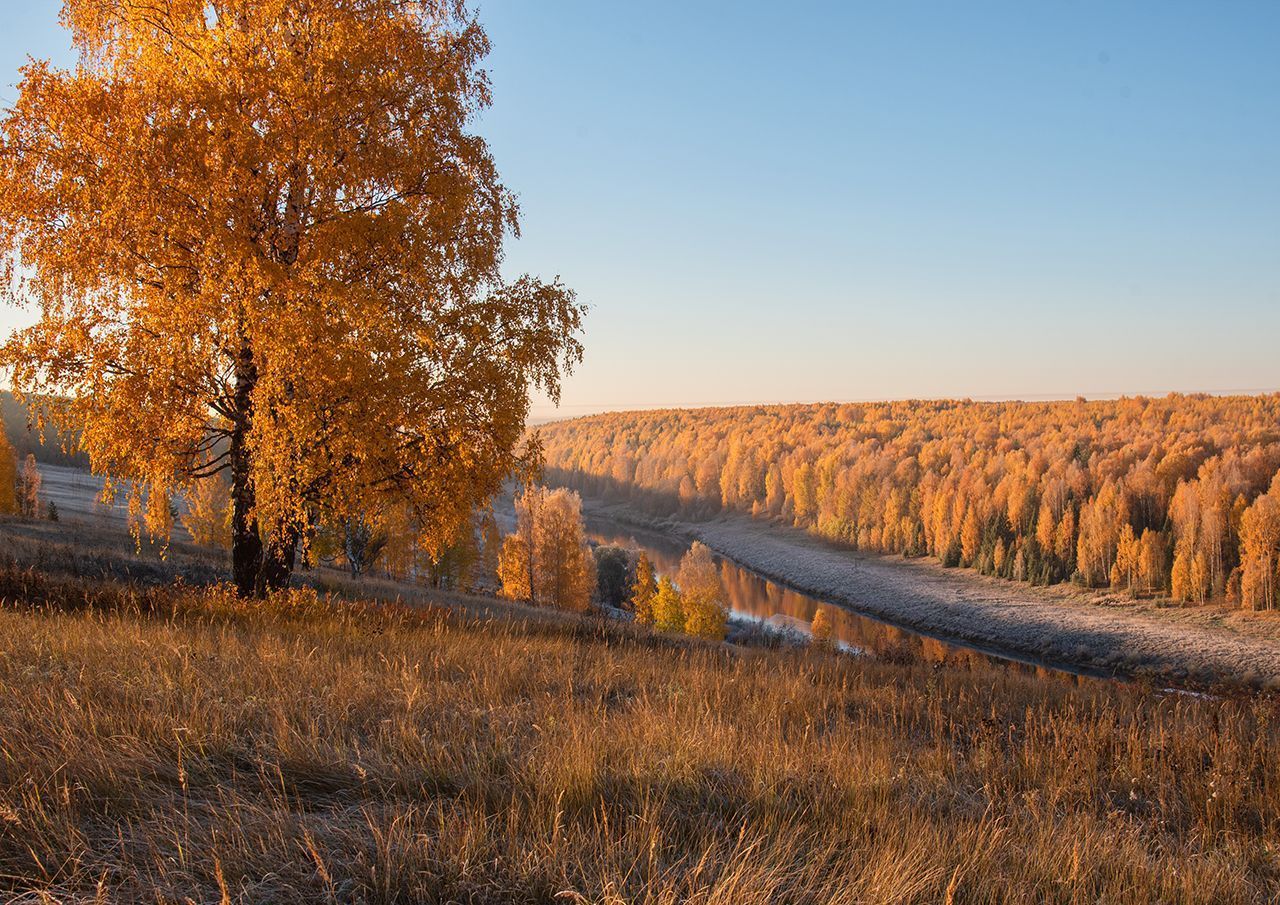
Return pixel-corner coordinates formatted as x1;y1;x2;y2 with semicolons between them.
582;499;1280;690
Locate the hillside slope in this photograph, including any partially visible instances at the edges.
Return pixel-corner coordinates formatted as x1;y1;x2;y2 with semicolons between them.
0;518;1278;903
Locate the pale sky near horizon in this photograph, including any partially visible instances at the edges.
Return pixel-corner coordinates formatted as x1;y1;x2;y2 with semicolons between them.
2;2;1278;421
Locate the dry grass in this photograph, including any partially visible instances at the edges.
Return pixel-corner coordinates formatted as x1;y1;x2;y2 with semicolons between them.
0;526;1279;902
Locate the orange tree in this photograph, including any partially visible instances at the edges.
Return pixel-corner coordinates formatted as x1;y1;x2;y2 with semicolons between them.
0;0;584;595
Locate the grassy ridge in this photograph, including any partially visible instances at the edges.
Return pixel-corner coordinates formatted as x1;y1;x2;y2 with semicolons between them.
1;553;1278;903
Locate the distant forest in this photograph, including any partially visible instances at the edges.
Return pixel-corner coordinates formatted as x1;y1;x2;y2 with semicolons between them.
538;395;1280;610
1;392;90;468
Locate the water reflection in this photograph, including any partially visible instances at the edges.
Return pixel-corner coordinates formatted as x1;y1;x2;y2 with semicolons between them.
586;516;1098;682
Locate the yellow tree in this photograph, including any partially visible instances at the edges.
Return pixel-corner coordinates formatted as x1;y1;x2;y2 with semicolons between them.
420;517;479;590
960;506;981;568
18;454;41;518
182;474;233;549
810;607;834;649
533;487;596;612
0;417;16;514
499;485;540;604
652;576;685;633
1240;476;1280;610
631;551;657;624
678;541;727;640
1054;506;1076;572
497;531;532;603
1111;524;1139;594
992;537;1009;576
1137;529;1168;597
1034;504;1057;562
498;485;594;611
1076;481;1123;588
0;0;584;596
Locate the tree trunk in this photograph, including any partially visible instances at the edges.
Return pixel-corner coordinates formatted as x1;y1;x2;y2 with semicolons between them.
257;523;299;596
230;343;296;597
231;465;263;597
231;346;262;597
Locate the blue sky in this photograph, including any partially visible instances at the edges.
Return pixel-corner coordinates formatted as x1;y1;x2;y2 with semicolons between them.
4;2;1279;419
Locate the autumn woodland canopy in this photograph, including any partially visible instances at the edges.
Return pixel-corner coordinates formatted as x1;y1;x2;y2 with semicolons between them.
538;395;1280;611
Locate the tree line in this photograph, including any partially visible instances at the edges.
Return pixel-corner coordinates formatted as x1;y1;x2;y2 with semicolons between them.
536;395;1280;610
180;476;732;639
495;484;730;639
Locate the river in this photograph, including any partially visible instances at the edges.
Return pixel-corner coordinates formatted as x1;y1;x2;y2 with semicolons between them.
585;513;1103;683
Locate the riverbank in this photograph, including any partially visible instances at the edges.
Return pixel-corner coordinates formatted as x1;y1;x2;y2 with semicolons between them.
578;498;1280;692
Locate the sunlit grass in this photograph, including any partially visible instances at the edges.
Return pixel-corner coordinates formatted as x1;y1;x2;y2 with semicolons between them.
0;544;1278;902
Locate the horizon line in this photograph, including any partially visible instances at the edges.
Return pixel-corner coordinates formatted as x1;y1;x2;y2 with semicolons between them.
529;385;1280;422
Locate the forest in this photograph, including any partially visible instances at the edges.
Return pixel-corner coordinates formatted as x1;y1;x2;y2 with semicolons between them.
537;394;1280;610
0;392;88;468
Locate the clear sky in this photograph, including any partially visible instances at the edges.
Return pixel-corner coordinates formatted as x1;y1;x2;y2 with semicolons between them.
3;2;1279;420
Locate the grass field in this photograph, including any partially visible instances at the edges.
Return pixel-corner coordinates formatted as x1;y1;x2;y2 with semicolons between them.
1;518;1279;903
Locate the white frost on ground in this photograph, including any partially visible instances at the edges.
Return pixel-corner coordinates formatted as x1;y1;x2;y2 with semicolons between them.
582;499;1280;690
37;463;194;542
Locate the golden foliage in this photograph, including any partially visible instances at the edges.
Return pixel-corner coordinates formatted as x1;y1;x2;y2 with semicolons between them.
497;532;532;603
0;0;583;593
678;541;728;640
651;576;685;634
17;454;41;518
498;486;595;612
1240;475;1280;610
810;608;834;648
540;395;1280;606
0;431;15;516
420;520;480;591
631;552;657;626
182;474;233;549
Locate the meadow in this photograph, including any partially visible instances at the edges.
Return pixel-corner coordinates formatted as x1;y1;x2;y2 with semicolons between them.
1;519;1278;904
